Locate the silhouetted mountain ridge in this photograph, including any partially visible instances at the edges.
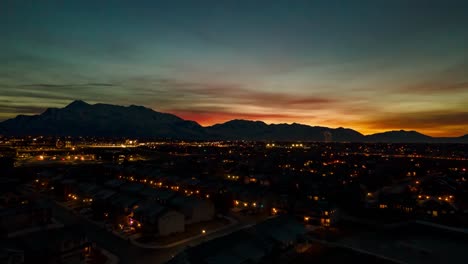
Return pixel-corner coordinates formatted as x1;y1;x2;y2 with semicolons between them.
0;101;466;143
206;121;365;141
0;101;204;138
365;130;431;143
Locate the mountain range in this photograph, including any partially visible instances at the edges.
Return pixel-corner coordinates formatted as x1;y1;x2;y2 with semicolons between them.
0;100;466;143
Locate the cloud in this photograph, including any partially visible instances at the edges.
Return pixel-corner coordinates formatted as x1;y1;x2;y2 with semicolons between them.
140;77;339;110
0;82;117;104
0;105;46;114
400;81;468;94
0;103;49;121
397;60;468;94
19;83;116;89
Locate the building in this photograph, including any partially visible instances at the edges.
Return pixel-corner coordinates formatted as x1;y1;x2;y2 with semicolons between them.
0;205;52;236
298;201;339;227
169;196;215;224
0;246;24;264
168;216;306;264
10;225;89;264
134;202;184;236
140;188;175;204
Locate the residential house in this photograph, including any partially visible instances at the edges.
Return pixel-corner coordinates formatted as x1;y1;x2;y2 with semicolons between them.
169;196;214;224
133;202;184;236
0;205;51;235
12;225;89;264
140;188;175;205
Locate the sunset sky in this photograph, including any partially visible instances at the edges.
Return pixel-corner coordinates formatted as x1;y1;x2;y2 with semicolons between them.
1;0;467;136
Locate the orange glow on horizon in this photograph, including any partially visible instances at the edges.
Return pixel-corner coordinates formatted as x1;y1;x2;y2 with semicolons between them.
171;111;465;137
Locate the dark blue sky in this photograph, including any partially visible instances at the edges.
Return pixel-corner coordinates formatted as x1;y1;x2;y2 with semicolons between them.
1;0;467;136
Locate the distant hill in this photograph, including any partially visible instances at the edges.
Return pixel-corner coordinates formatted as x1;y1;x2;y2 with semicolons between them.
365;130;432;143
206;120;365;141
0;100;466;143
0;100;205;139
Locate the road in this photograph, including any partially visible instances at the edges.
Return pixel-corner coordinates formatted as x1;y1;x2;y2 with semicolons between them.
39;194;255;264
42;196;185;264
20;183;267;264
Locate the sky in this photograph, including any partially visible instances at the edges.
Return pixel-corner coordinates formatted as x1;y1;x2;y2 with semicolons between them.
1;0;467;136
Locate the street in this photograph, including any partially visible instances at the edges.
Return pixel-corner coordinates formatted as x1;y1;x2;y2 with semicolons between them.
41;194;257;264
44;196;184;264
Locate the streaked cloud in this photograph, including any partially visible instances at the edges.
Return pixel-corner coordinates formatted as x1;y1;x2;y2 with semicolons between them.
0;1;467;136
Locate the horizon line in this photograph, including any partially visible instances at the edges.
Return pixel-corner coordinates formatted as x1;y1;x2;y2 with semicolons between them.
0;100;466;138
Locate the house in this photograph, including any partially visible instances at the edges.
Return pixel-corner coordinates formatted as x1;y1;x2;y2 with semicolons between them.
60;179;77;199
419;199;457;218
0;192;28;208
169;196;215;224
168;216;304;264
133;202;184;236
109;194;140;214
297;201;339;227
89;189;115;220
76;183;100;205
244;174;271;186
11;225;89;264
0;177;19;193
253;215;306;248
0;205;52;235
140;188;175;204
93;188;116;202
229;185;272;213
0;245;24;264
377;192;416;214
198;181;225;195
169;228;273;264
103;179;124;190
120;182;145;195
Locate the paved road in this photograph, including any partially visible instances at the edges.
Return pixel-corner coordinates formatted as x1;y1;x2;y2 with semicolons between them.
44;197;182;264
335;227;468;264
23;185;265;264
40;195;256;264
